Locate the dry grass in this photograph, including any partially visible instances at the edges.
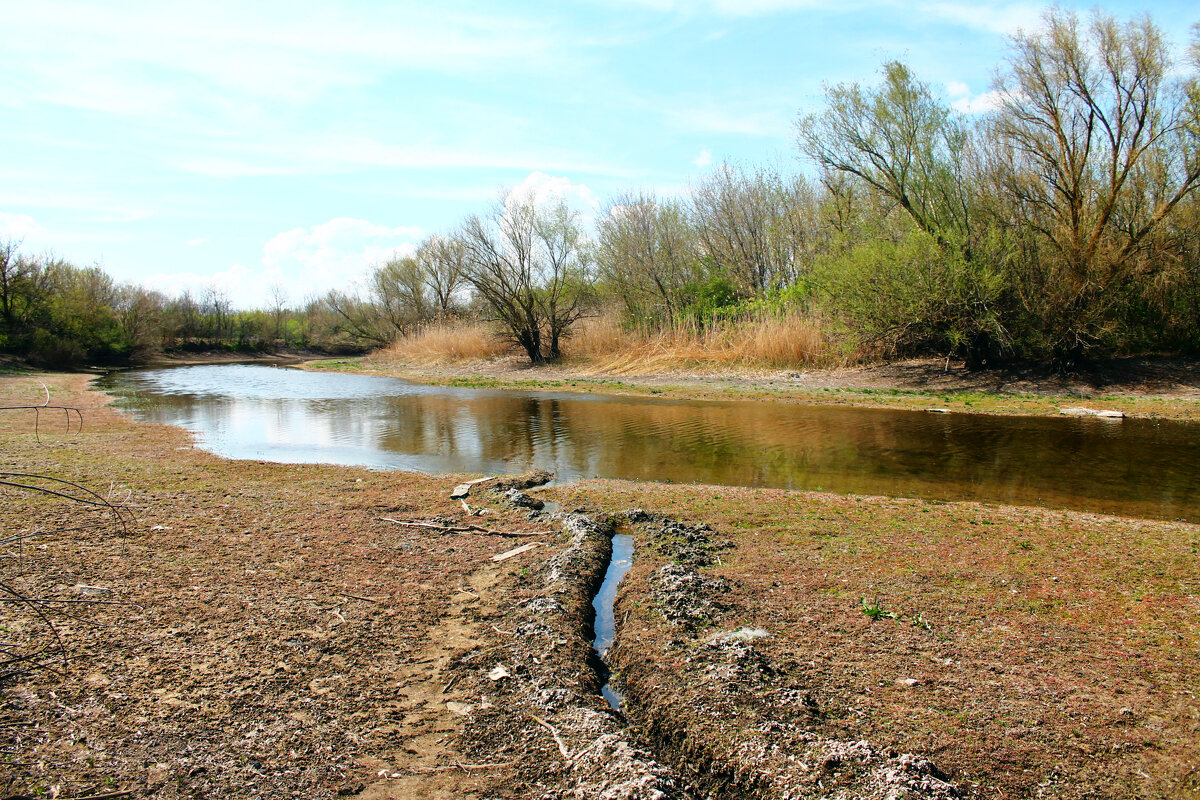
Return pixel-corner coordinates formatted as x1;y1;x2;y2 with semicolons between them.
566;312;838;372
382;320;512;362
375;313;840;372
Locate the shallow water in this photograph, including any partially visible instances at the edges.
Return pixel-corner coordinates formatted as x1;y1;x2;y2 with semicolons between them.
98;363;1200;522
592;532;635;711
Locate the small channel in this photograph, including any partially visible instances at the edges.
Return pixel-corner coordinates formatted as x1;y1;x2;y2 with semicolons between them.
592;531;635;711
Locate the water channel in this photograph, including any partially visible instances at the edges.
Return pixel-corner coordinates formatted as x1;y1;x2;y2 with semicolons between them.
98;363;1200;523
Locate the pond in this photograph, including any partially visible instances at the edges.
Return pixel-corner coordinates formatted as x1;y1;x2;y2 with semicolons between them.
98;363;1200;522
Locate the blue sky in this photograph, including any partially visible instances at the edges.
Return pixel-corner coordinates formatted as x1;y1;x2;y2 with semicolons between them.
2;0;1195;307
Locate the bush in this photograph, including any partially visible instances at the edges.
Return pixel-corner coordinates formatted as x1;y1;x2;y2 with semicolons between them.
815;229;1009;366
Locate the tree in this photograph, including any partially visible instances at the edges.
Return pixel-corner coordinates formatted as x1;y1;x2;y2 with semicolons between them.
797;61;978;255
987;9;1200;361
372;254;431;333
416;236;467;319
798;62;1009;365
456;193;590;362
597;192;702;322
268;284;289;341
690;163;815;295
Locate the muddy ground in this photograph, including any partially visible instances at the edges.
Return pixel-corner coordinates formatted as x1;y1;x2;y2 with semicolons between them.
544;483;1200;800
0;375;605;798
3;374;1199;799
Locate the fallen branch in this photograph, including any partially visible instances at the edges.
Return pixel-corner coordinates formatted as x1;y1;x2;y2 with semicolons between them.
379;518;544;538
532;716;572;760
491;543;543;562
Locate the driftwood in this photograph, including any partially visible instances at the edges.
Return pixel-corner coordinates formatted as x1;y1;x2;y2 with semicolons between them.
450;476;496;499
532;716;572;760
491;543;543;562
378;518;544;538
0;382;85;444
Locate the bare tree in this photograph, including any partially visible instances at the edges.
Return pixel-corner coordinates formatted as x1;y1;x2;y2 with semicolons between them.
988;9;1200;359
456;193;590;362
690;163;818;295
268;284;289;341
416;236;467;319
597;192;701;321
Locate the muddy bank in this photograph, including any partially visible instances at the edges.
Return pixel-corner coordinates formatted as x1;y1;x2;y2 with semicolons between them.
303;354;1200;420
6;373;1198;799
549;481;1200;800
0;375;667;799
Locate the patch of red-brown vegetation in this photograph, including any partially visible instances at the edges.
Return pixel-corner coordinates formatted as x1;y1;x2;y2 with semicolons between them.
549;481;1200;799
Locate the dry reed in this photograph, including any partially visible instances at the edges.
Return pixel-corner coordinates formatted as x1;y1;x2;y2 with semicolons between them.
382;320;511;362
565;312;837;372
378;313;838;371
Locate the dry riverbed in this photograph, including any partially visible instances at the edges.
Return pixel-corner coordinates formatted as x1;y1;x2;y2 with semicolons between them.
2;374;1199;798
542;482;1200;799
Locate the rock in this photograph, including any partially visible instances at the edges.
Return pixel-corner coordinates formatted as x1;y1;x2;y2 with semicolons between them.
488;664;512;681
445;701;473;716
499;488;545;510
713;627;770;642
1061;407;1125;418
896;678;920;687
73;584;112;596
492;469;554;491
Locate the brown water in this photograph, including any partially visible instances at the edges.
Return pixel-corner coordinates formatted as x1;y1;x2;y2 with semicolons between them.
98;364;1200;522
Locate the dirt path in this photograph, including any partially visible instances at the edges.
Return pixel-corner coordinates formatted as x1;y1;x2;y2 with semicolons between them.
357;564;503;799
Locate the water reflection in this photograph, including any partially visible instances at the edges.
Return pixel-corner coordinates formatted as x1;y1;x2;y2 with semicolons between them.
98;364;1200;522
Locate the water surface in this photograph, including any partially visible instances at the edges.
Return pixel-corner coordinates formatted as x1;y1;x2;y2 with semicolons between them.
593;532;635;711
98;364;1200;522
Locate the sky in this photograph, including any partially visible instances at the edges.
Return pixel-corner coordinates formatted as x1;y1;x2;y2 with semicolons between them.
1;0;1196;308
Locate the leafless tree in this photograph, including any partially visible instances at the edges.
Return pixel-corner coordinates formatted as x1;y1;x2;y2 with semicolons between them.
456;193;590;362
416;236;467;319
597;192;701;321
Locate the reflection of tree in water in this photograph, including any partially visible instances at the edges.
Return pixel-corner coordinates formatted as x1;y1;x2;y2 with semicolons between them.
103;367;1200;522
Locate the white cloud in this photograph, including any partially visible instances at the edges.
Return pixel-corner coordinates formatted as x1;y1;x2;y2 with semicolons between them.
693;148;713;167
148;217;423;309
0;212;45;241
186;237;211;247
949;86;1005;114
0;2;567;118
604;0;1044;32
171;135;637;180
506;172;602;226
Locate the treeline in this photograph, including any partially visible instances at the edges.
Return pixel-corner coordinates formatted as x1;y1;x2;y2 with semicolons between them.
4;9;1199;370
0;241;374;366
372;9;1200;368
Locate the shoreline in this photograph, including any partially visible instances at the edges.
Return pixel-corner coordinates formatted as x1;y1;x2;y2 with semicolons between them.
300;353;1200;421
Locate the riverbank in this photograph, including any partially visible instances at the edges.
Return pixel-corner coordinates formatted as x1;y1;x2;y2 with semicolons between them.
541;481;1200;799
302;353;1200;421
3;374;1198;798
0;374;595;798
